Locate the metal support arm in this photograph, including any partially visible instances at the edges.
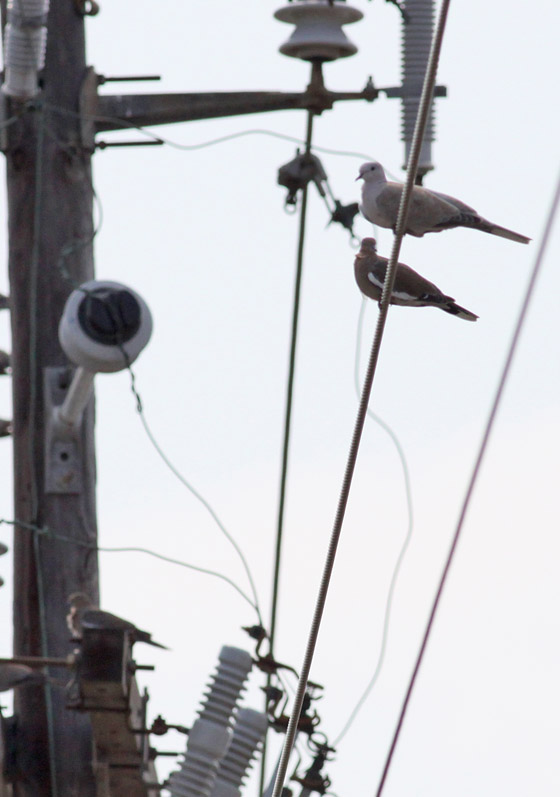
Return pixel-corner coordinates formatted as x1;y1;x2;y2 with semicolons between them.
78;65;446;147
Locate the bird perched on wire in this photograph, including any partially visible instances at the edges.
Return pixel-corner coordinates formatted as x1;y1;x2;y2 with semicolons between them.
354;238;478;321
66;592;169;650
0;664;51;692
357;161;530;243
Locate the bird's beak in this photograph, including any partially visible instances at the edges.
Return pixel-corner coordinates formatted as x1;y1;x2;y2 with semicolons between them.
355;174;362;182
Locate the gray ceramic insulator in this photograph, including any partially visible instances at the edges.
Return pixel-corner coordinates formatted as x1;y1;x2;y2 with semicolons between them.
2;0;50;99
210;709;268;797
274;0;363;62
400;0;436;175
167;647;254;797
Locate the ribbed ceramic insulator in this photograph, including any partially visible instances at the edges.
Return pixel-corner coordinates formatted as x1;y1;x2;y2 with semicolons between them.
210;709;268;797
2;0;50;99
400;0;436;174
7;0;49;15
166;647;253;797
198;647;253;728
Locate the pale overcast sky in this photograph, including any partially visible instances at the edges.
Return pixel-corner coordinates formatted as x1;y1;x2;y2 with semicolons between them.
1;1;559;795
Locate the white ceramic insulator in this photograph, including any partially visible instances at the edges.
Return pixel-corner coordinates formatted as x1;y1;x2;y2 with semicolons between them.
166;719;232;797
198;647;253;727
400;0;436;175
274;0;362;62
167;647;253;797
210;709;268;797
2;0;50;99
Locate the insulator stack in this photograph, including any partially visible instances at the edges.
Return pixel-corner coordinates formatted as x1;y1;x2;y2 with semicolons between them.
167;647;254;797
210;709;268;797
400;0;436;177
2;0;50;100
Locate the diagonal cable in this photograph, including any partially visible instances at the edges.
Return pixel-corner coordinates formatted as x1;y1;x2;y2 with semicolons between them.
331;298;415;748
374;165;560;797
269;2;452;794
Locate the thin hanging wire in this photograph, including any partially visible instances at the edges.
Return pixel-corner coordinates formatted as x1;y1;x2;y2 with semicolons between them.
0;518;261;616
374;166;560;797
269;1;451;793
260;107;315;797
123;363;264;628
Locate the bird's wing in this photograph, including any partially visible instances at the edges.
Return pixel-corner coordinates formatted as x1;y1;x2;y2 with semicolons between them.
428;189;477;214
406;187;464;233
80;608;168;648
392;260;444;301
80;608;136;633
373;184;462;234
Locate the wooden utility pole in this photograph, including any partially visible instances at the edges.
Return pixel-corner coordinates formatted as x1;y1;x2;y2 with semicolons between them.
0;3;441;793
3;0;99;794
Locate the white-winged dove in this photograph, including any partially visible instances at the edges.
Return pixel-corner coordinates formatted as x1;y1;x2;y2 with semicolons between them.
357;161;530;243
354;238;478;321
67;592;168;650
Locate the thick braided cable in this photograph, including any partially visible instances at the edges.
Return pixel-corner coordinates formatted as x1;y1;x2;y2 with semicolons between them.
268;3;452;796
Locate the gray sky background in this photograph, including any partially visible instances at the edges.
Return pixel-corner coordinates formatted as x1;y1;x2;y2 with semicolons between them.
1;1;559;794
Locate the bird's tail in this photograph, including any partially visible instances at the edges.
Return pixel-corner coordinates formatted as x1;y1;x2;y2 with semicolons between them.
484;221;531;244
443;301;478;322
146;639;169;650
134;630;169;649
458;213;531;244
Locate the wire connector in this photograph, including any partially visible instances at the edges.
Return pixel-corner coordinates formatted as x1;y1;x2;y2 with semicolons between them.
278;150;328;207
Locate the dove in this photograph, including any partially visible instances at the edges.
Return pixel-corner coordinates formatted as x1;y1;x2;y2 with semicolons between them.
354;238;478;321
67;592;168;650
357;161;530;243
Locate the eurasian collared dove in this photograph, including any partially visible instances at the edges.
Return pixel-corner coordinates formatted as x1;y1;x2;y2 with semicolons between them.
357;161;530;243
66;592;168;649
354;238;478;321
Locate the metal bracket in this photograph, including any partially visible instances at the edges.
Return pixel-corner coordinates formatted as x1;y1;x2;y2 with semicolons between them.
43;366;85;494
79;66;99;152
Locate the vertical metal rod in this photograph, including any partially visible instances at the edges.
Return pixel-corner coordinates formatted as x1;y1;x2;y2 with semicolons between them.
259;107;314;797
270;107;314;655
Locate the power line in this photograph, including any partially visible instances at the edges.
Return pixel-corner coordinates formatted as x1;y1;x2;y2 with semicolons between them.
331;298;415;748
373;164;560;797
268;0;451;792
